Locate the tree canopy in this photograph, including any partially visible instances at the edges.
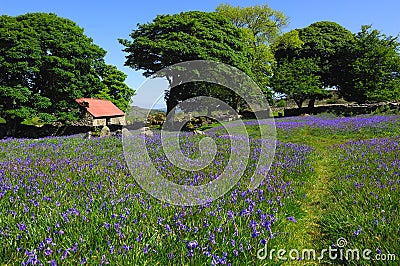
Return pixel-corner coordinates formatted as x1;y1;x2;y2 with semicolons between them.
95;65;134;112
216;4;288;102
0;13;134;125
271;57;325;108
272;21;400;106
297;21;356;89
271;21;355;107
119;11;253;114
216;3;288;45
340;25;400;103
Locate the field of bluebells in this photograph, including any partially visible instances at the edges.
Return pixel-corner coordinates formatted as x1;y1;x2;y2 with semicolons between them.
321;137;400;264
0;113;399;265
0;131;312;265
274;114;400;139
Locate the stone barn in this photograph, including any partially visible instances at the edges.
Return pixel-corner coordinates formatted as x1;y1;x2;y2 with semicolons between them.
75;98;126;126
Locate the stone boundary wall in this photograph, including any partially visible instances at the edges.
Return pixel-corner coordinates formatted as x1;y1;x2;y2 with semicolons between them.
284;102;400;117
0;124;122;139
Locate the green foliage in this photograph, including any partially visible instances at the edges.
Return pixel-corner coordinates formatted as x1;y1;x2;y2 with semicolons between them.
371;104;400;115
0;13;134;124
216;4;289;102
340;26;400;103
271;57;327;108
95;64;134;112
216;3;288;45
275;99;286;108
21;116;44;126
271;29;304;60
0;85;33;121
272;22;355;107
120;11;253;114
297;21;356;89
120;11;252;77
272;22;400;105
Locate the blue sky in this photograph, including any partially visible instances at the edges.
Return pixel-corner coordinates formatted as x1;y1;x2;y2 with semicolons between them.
3;0;400;109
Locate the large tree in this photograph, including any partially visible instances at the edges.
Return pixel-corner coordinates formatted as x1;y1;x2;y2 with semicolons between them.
297;21;356;90
272;22;355;107
216;4;288;102
340;25;400;103
0;13;134;125
119;11;253;115
271;30;304;63
95;64;134;112
271;57;325;108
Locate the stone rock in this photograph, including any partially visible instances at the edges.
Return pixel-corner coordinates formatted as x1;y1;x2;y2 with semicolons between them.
138;126;150;131
51;121;63;127
144;130;153;137
139;127;153;137
84;131;92;139
193;130;205;135
100;126;111;138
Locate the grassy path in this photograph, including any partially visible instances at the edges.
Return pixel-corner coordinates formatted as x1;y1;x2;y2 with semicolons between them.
276;129;399;265
304;147;339;262
304;149;334;245
279;137;341;265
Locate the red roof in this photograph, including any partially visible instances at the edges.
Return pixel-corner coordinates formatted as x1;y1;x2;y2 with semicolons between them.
75;98;125;118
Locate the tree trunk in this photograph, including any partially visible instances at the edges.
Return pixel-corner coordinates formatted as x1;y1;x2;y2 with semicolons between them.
165;98;177;130
294;99;303;108
234;95;241;114
5;118;22;137
308;97;316;108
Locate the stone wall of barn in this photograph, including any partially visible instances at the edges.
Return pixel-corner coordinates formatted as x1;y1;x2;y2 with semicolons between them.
92;117;107;127
79;114;126;127
70;111;94;126
108;116;126;126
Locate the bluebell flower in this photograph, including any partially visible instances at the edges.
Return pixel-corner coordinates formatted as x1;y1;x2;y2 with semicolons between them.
186;240;198;249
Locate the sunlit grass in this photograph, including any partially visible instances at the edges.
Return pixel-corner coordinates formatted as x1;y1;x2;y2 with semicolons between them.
0;134;312;265
0;114;399;265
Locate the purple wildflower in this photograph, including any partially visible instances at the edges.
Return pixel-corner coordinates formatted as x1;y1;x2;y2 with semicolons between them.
186;240;198;249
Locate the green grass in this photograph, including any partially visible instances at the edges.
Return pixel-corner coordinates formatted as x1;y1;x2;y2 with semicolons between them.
0;114;399;265
271;116;400;265
0;133;314;265
197;114;399;264
317;137;399;265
